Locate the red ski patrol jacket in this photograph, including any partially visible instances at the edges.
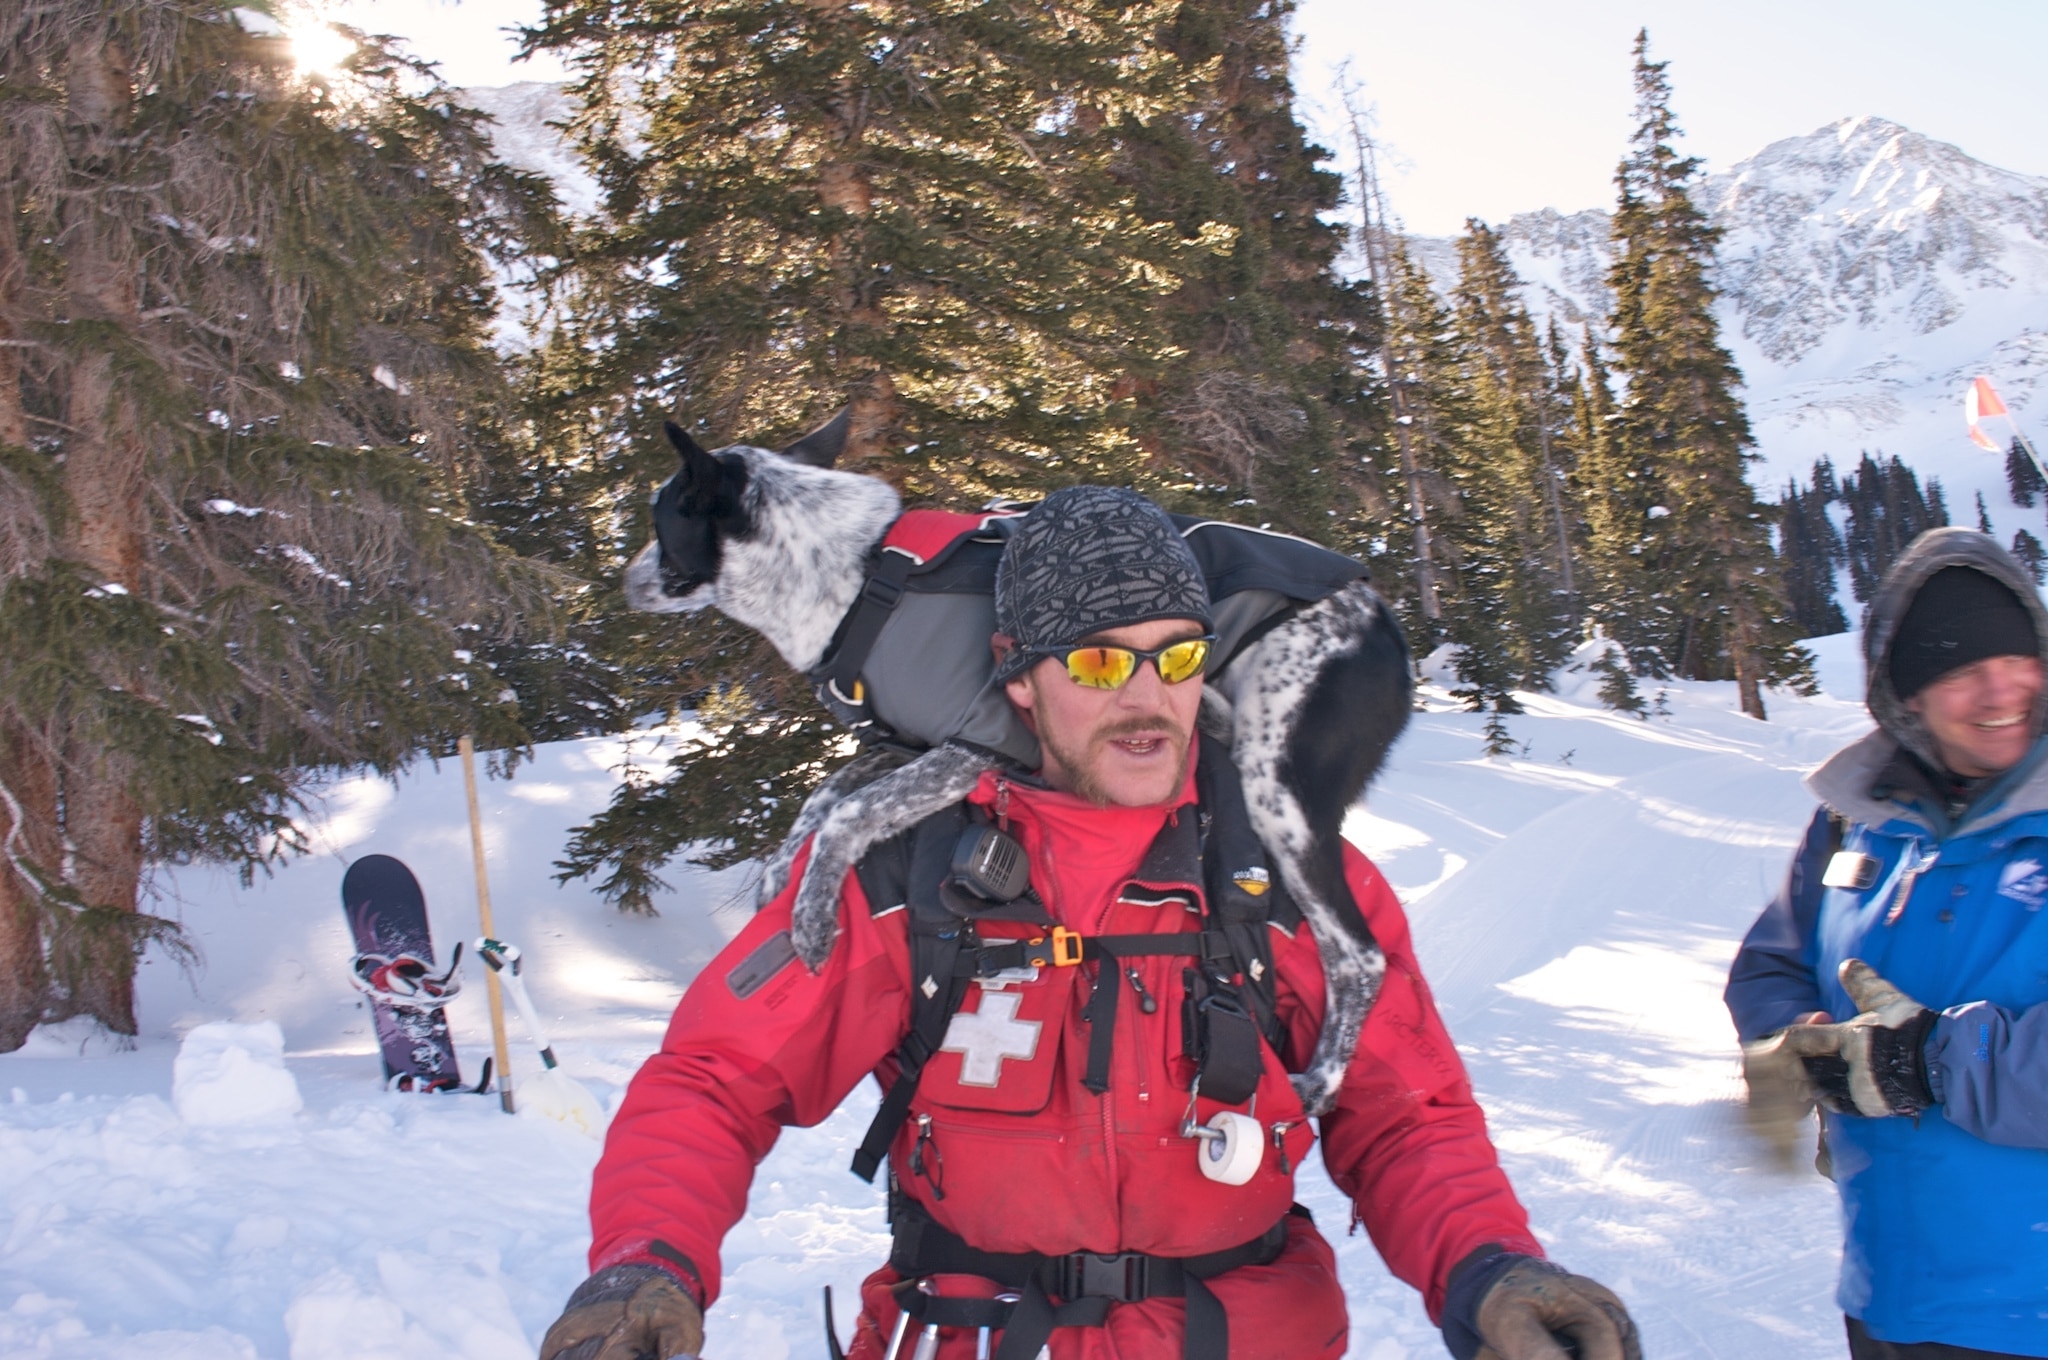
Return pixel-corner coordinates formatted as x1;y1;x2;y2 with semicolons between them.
588;757;1540;1358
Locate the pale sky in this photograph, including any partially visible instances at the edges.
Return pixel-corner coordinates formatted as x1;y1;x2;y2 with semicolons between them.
312;0;2048;236
1292;0;2048;235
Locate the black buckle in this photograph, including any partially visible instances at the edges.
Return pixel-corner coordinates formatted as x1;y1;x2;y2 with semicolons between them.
1058;1252;1149;1303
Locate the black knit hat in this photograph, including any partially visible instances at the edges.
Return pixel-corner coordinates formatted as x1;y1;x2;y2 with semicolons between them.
991;487;1212;683
1888;565;2039;699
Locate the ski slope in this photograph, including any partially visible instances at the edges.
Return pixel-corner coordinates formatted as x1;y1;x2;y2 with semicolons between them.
0;655;1880;1359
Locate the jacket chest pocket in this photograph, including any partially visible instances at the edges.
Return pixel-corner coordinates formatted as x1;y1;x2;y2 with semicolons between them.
919;972;1075;1115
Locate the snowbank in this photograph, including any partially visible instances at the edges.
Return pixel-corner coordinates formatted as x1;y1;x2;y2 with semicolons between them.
0;689;1878;1358
171;1021;301;1126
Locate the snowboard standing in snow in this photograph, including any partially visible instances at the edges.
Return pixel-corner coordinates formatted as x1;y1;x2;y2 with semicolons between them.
342;854;464;1091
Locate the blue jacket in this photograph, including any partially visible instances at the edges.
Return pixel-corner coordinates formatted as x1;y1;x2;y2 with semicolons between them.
1728;729;2048;1355
1727;527;2048;1355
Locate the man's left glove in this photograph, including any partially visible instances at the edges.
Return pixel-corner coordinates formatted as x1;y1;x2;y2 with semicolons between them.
1769;958;1938;1118
538;1263;704;1360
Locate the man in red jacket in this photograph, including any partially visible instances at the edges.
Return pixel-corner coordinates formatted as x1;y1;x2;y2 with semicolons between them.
540;488;1640;1360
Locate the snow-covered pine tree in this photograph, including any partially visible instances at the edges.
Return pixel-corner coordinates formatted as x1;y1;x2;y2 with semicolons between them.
1595;31;1803;719
1439;220;1575;704
1590;644;1646;717
2007;437;2044;509
1841;453;1950;603
0;1;560;1046
1343;104;1446;637
2012;530;2047;585
1776;460;1847;638
1365;237;1474;652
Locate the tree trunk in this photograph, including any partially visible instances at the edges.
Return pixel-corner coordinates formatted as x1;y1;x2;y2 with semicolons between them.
0;722;61;1050
55;749;144;1034
0;176;25;451
807;4;897;468
49;22;149;1035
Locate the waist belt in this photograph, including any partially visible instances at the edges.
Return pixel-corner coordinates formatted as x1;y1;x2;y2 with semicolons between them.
888;1193;1299;1360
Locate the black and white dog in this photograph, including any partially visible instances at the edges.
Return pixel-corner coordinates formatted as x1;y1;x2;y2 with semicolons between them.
624;414;1412;1114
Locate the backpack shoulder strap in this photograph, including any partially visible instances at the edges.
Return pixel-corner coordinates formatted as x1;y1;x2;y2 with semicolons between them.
1192;734;1293;1050
849;801;973;1183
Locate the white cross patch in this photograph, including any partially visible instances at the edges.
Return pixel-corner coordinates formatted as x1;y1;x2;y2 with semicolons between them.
938;989;1042;1087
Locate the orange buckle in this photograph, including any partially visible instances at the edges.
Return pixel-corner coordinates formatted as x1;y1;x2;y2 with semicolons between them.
1050;926;1085;967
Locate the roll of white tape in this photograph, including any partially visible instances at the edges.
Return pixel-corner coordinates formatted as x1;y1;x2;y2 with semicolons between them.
1196;1111;1262;1185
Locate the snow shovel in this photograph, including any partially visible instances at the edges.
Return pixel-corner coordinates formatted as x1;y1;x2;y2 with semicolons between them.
475;937;608;1138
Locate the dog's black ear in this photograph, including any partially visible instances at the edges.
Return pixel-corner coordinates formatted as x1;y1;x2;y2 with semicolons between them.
665;419;722;487
780;408;851;469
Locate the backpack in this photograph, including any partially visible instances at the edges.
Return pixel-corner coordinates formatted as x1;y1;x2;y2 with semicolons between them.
811;509;1369;766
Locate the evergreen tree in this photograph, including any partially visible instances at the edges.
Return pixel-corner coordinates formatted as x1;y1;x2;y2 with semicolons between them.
1140;0;1379;535
1438;219;1574;705
1342;103;1446;639
2013;529;2047;585
1590;643;1646;717
1776;459;1847;637
2008;437;2044;508
1480;708;1517;758
1977;490;1995;533
0;2;559;1044
1840;453;1949;602
524;0;1372;904
1590;31;1804;718
1368;237;1471;651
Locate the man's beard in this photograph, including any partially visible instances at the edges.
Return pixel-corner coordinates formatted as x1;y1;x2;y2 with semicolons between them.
1038;714;1193;808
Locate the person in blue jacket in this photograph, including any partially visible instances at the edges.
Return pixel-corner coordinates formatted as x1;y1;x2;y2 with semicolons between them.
1727;527;2048;1360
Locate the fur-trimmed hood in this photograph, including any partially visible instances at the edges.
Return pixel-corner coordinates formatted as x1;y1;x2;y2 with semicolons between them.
1809;528;2048;832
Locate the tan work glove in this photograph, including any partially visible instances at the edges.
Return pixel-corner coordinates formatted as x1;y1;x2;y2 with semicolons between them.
538;1264;704;1360
1740;1010;1832;1167
1475;1258;1642;1360
1772;959;1938;1117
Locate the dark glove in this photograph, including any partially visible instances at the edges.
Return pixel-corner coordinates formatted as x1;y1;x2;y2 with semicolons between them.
1442;1252;1640;1360
538;1264;704;1360
1774;959;1938;1117
1474;1258;1641;1360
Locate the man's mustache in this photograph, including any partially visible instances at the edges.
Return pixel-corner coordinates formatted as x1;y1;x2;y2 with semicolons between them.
1094;721;1185;744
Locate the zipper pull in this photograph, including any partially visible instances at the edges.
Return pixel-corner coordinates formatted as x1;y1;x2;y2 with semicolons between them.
994;779;1011;833
1126;966;1157;1014
1885;842;1937;927
911;1113;945;1200
1270;1120;1294;1175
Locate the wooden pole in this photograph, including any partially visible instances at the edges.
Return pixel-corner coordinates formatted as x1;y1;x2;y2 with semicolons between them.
459;735;516;1114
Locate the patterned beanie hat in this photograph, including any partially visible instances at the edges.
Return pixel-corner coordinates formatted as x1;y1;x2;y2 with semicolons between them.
992;486;1212;683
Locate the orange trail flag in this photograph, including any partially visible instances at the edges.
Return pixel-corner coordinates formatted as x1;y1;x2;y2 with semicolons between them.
1967;375;2011;451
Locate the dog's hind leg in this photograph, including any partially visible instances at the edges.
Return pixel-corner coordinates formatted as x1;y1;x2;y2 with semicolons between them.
1214;583;1412;1113
758;745;914;907
788;742;996;967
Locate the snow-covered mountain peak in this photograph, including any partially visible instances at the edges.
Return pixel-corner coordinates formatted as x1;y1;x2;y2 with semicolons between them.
1707;116;2048;369
1399;115;2048;527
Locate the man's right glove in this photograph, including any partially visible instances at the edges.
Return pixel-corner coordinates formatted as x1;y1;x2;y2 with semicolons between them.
1473;1259;1642;1360
1443;1251;1641;1360
538;1263;704;1360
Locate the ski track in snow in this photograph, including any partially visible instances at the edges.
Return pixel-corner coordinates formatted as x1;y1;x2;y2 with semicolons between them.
0;661;1883;1358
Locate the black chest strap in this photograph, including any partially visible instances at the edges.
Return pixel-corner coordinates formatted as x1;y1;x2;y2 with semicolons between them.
888;1191;1299;1360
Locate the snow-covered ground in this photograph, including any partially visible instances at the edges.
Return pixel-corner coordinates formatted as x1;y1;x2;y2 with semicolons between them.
0;652;1881;1359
